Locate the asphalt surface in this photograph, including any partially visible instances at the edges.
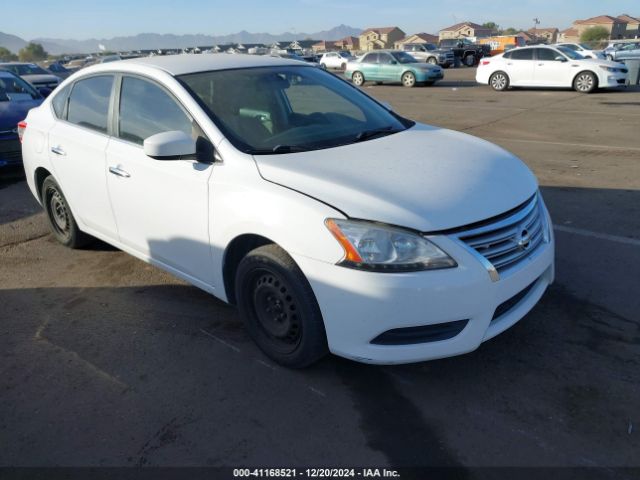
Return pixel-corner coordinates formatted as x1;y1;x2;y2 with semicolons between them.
1;67;639;474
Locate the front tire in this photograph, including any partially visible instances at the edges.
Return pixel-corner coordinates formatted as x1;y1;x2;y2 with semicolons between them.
42;176;92;248
427;57;438;65
606;54;614;61
574;71;597;93
235;244;328;368
489;71;509;91
464;54;476;67
402;71;416;87
352;71;365;86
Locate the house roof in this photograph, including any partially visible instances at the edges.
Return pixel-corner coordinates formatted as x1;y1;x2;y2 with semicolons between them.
336;36;358;45
403;32;439;43
517;31;534;41
560;27;579;36
575;15;627;25
440;21;490;32
527;27;559;34
361;26;402;35
617;14;640;24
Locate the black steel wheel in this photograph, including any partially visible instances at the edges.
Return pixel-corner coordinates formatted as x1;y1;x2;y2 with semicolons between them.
235;244;328;367
42;176;91;248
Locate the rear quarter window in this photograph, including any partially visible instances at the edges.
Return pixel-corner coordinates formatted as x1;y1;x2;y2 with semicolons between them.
51;84;71;119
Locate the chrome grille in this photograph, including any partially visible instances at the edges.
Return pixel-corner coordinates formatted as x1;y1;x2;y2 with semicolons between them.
456;194;547;278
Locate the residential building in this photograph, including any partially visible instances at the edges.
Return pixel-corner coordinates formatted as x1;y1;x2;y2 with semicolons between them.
439;22;494;40
334;36;360;51
359;27;406;51
526;27;559;44
517;31;535;44
617;14;640;38
558;27;580;43
311;40;337;53
572;15;628;40
394;32;439;49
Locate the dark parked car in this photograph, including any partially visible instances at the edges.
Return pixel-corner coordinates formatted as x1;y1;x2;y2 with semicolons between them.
0;62;61;92
438;38;491;66
43;61;74;79
0;70;43;168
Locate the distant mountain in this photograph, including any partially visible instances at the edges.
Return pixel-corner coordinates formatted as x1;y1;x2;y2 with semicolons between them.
0;32;27;53
0;25;363;55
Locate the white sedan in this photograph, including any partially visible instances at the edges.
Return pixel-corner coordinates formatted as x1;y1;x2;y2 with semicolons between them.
477;45;628;93
319;51;353;70
21;54;554;367
554;42;604;59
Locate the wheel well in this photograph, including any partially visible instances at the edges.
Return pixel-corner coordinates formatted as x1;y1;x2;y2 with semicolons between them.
574;70;599;87
34;167;52;202
223;234;274;305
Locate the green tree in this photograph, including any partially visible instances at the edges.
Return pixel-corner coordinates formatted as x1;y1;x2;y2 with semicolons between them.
580;26;610;43
18;42;48;62
482;22;499;32
0;46;18;61
503;27;519;35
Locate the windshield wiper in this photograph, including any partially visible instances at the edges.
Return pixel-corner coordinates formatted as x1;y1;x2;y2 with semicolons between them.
249;144;313;155
354;126;400;142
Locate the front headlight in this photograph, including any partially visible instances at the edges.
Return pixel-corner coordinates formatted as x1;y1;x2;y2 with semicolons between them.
325;219;457;272
599;66;617;72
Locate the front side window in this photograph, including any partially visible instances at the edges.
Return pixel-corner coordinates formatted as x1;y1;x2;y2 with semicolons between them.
536;48;560;61
118;76;193;145
67;75;113;133
179;66;412;154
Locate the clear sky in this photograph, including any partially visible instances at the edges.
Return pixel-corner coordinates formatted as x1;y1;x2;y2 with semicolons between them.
5;0;640;39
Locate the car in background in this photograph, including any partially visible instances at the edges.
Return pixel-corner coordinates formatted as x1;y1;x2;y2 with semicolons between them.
476;46;627;93
0;62;61;92
345;50;444;87
605;42;640;62
554;43;604;59
319;51;354;70
98;54;123;64
396;43;454;68
40;61;74;79
439;38;491;66
21;54;554;367
0;70;43;168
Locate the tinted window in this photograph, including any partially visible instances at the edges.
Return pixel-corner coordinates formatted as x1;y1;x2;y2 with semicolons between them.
51;84;71;118
362;53;378;63
0;73;40;101
379;53;395;64
511;49;534;60
503;51;512;59
536;48;559;61
67;75;113;133
118;76;193;145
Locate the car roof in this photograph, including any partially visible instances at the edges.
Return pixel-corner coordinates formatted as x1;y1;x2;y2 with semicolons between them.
99;53;307;76
0;70;18;78
0;62;35;66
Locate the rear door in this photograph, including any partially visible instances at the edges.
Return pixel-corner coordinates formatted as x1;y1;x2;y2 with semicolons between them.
533;48;573;86
105;74;215;285
47;74;119;239
504;48;535;85
359;53;380;81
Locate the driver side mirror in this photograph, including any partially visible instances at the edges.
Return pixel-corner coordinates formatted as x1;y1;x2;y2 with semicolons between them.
555;55;567;62
143;131;196;159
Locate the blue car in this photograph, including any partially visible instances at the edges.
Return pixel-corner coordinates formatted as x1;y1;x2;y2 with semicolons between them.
0;70;43;168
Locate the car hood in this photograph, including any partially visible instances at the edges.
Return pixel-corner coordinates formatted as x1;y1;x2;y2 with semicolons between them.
254;124;538;232
580;58;624;67
23;74;59;83
0;98;43;132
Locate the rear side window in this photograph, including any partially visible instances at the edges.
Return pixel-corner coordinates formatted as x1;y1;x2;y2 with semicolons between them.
118;76;193;145
362;53;379;63
67;75;113;133
51;84;71;119
510;49;534;60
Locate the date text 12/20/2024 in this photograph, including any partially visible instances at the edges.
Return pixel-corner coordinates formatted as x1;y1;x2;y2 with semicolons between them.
233;469;401;478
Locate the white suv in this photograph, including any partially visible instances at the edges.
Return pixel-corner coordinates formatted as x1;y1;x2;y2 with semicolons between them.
320;51;353;70
20;54;554;367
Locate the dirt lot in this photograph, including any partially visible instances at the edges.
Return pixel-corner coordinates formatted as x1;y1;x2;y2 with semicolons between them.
1;67;639;474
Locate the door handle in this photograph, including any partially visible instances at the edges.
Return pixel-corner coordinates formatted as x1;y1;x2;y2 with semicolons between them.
51;146;66;156
108;166;130;178
537;63;544;66
506;62;513;66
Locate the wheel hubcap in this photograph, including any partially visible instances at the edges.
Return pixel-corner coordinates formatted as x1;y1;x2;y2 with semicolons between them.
49;190;69;232
252;272;301;347
354;73;362;84
577;74;593;91
492;74;506;89
403;74;415;86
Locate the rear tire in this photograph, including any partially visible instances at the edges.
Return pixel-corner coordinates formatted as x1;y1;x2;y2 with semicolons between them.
41;176;92;248
464;54;476;67
573;71;597;93
427;57;438;65
606;54;614;61
489;71;509;91
352;71;365;86
235;244;328;368
402;71;416;87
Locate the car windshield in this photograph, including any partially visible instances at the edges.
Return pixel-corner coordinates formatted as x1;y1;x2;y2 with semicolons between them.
578;43;592;50
557;47;584;60
5;64;50;75
390;51;417;64
179;66;412;154
424;44;436;51
0;74;40;101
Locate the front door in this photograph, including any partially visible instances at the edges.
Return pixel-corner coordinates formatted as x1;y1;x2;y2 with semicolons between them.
533;48;573;86
105;75;215;285
48;74;119;238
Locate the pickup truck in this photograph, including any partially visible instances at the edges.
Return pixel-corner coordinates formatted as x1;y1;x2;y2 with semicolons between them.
397;43;455;68
438;38;491;66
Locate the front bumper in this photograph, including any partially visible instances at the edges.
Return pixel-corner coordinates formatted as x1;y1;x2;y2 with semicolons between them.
293;211;555;365
597;70;628;88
